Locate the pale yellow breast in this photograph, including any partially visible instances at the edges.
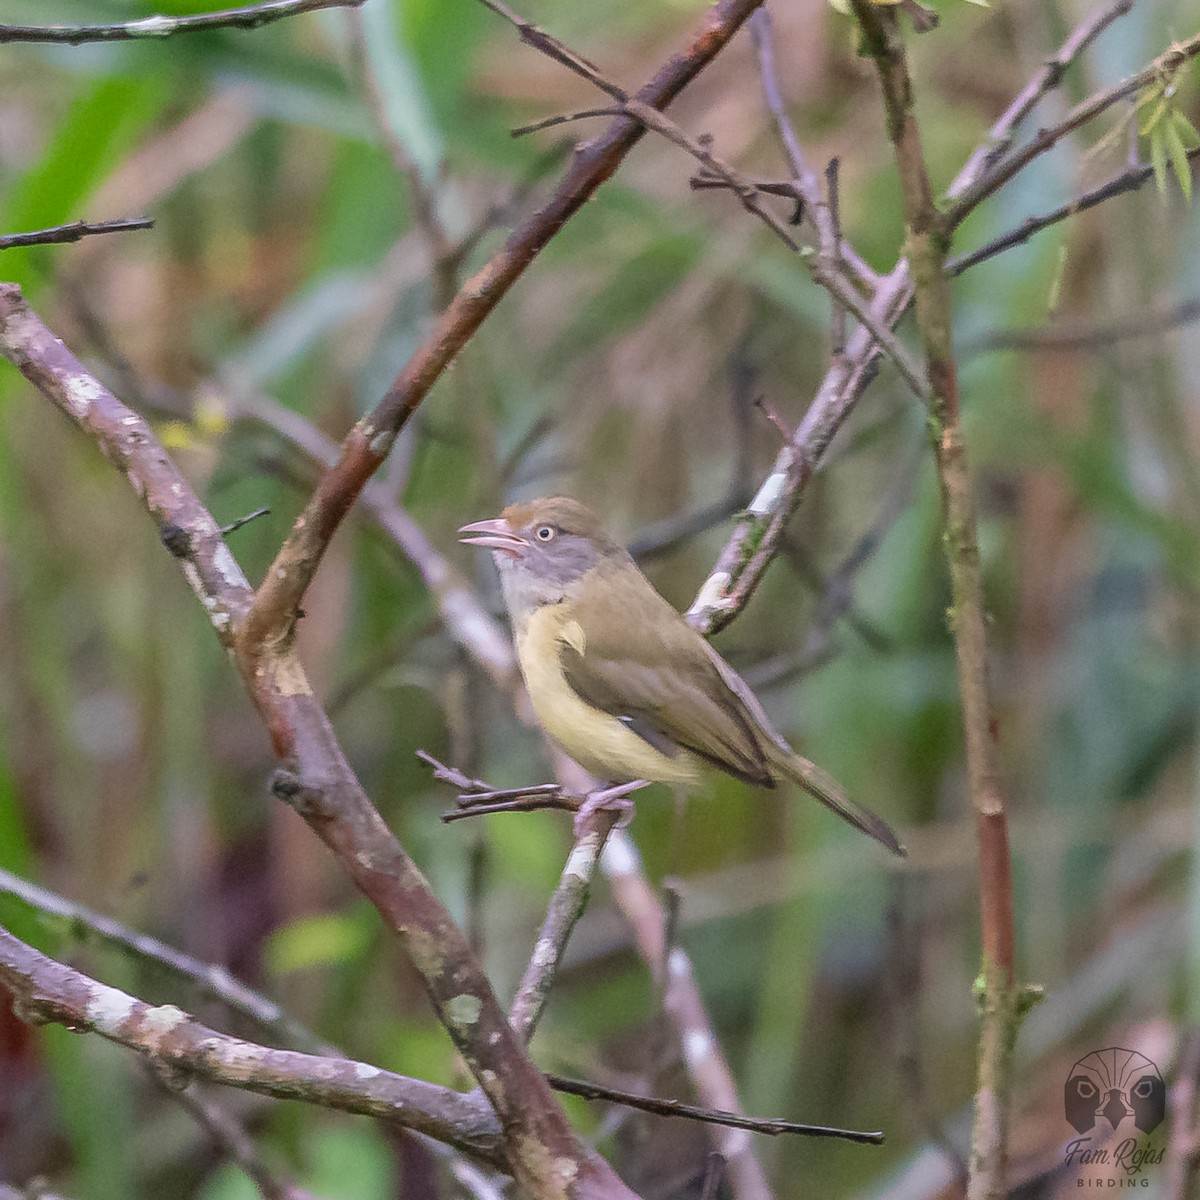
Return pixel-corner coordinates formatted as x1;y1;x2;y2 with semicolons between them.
515;604;702;786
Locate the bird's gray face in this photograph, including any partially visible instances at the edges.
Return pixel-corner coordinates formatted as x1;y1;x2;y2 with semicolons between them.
459;513;603;618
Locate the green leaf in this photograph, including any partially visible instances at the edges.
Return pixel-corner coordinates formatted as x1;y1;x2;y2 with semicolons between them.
359;0;443;180
1046;241;1069;313
1166;119;1193;200
1172;108;1200;149
1150;125;1169;195
265;911;374;976
1139;97;1168;137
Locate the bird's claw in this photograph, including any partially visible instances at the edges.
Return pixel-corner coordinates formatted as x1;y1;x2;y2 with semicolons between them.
572;780;649;838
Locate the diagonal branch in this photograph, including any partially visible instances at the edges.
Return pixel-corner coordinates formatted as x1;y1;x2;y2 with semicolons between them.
0;216;154;249
0;866;334;1057
242;0;772;657
948;25;1200;223
0;0;365;44
0;923;504;1161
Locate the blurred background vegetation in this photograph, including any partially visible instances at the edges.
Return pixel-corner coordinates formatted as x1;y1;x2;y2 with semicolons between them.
0;0;1198;1196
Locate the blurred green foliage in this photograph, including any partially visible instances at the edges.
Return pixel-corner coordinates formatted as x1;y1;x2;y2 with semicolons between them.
0;0;1198;1196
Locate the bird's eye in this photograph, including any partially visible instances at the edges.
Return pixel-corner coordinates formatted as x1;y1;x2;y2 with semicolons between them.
535;526;555;541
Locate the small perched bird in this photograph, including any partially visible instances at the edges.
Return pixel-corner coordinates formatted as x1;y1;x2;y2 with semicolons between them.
460;497;902;854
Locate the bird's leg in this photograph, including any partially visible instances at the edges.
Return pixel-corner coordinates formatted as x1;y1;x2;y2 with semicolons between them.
573;779;649;837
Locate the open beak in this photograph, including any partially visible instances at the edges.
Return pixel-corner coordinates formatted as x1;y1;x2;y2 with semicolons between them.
458;517;528;557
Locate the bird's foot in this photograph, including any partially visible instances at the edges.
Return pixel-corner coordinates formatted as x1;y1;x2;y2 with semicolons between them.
573;780;649;838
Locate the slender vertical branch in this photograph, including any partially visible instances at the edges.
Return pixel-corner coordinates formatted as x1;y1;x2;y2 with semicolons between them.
847;6;1023;1200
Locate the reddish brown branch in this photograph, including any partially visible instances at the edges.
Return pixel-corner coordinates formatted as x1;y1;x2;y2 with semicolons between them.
243;0;771;653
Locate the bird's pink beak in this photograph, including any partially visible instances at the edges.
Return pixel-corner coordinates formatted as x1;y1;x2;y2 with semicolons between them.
458;517;528;557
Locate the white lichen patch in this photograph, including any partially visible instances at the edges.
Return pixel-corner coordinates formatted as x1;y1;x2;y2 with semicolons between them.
62;373;106;418
445;993;483;1029
748;468;788;515
687;571;733;617
86;984;137;1033
127;15;174;34
531;939;557;970
554;1158;579;1184
353;1062;382;1081
563;838;598;881
142;1004;188;1042
368;429;395;457
211;541;243;588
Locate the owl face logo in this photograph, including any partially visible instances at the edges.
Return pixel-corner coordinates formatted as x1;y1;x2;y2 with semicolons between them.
1064;1048;1165;1136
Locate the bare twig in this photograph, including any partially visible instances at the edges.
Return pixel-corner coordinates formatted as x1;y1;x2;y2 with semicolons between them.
0;924;504;1160
508;813;617;1042
0;217;154;249
0;0;366;43
948;25;1200;224
546;1074;884;1144
699;1155;726;1200
150;1074;322;1200
342;8;458;312
965;295;1200;355
949;145;1200;278
948;0;1134;199
0;866;334;1056
229;391;519;691
221;507;271;537
599;825;772;1200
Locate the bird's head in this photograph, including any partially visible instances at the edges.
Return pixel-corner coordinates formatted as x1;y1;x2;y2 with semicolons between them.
459;496;624;612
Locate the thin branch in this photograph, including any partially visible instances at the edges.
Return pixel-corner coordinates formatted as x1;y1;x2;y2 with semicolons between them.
0;867;334;1056
150;1074;322;1200
242;0;771;656
508;814;616;1043
0;0;366;43
947;0;1134;200
598;823;773;1200
227;389;520;691
948;26;1200;224
342;8;458;313
966;295;1200;355
0;217;154;250
0;924;504;1161
545;1074;884;1144
949;145;1200;278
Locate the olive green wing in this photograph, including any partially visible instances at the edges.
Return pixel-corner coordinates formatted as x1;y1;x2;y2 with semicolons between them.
557;564;774;787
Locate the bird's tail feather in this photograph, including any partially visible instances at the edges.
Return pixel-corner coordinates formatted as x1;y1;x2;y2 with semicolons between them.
774;749;905;856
